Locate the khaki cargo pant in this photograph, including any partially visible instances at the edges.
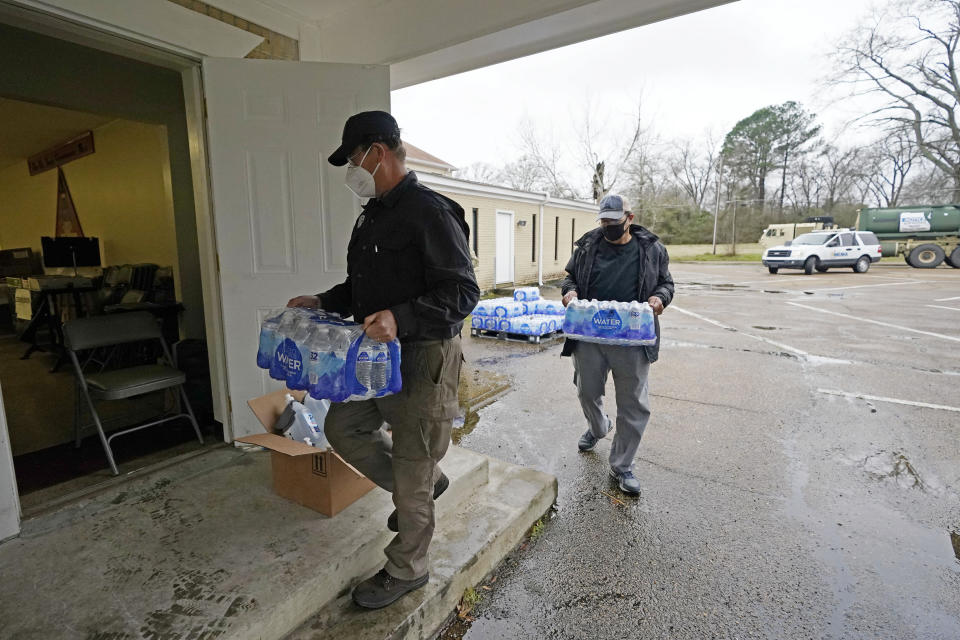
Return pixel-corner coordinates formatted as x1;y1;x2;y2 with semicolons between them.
324;335;462;580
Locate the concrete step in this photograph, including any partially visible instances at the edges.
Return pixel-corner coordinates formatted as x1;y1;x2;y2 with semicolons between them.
0;444;492;640
229;445;491;640
284;457;558;640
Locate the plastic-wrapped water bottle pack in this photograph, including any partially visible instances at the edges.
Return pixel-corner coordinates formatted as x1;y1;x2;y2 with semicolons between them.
471;313;560;335
562;299;657;346
531;299;564;316
473;297;564;317
472;298;527;318
257;307;402;402
513;286;540;301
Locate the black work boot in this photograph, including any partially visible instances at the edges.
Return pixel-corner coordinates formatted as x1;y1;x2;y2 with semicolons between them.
352;568;429;609
387;472;449;532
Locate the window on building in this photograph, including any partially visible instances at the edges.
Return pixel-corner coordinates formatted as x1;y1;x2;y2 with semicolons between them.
532;214;537;262
554;217;559;260
471;208;478;255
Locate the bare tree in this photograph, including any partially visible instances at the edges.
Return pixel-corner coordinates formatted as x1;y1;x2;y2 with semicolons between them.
863;127;919;206
832;0;960;190
820;144;863;210
668;133;720;211
515;119;580;198
453;162;505;185
577;99;648;202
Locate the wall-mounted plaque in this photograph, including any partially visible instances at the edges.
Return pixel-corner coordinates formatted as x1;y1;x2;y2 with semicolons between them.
27;130;95;176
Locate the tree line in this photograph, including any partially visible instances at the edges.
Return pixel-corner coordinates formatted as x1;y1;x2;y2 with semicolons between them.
454;0;960;246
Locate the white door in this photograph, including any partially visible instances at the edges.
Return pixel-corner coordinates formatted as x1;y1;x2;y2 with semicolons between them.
203;58;389;438
0;383;20;541
495;211;514;284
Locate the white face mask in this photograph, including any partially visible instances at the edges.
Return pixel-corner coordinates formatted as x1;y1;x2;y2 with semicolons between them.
344;146;381;199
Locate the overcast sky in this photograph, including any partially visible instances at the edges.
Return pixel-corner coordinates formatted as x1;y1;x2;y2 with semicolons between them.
392;0;882;175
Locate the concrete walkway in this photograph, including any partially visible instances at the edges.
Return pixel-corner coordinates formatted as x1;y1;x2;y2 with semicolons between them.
0;443;555;639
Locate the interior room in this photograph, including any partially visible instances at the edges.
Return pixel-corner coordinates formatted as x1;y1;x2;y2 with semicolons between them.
0;23;219;512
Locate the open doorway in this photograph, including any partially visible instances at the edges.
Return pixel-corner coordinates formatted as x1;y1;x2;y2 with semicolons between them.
0;22;219;512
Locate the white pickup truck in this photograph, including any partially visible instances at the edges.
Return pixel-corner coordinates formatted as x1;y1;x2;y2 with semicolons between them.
762;229;883;275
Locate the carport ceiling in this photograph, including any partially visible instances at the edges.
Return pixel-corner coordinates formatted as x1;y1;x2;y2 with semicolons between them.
227;0;737;88
0;98;113;171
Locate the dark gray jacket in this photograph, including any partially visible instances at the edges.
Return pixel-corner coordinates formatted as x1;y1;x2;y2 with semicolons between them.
559;225;674;362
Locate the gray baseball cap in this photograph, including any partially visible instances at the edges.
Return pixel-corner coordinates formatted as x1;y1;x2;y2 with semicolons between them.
597;194;630;220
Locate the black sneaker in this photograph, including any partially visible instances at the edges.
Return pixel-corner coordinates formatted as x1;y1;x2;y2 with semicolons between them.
578;416;611;452
352;568;429;609
387;472;449;532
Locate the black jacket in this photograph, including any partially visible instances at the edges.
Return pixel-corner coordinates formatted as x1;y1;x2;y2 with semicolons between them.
319;171;480;341
559;225;674;362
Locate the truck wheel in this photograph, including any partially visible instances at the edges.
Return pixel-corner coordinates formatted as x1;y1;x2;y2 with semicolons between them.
853;256;871;273
947;247;960;268
767;266;779;274
907;244;945;268
803;256;818;275
815;265;829;272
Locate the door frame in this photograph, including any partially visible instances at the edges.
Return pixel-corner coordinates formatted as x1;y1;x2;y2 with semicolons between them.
0;1;230;435
0;0;233;532
495;209;515;284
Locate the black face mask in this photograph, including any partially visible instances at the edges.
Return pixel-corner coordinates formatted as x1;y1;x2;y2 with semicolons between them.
602;221;627;242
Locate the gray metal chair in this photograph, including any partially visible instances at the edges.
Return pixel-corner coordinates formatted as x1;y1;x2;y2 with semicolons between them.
63;311;204;475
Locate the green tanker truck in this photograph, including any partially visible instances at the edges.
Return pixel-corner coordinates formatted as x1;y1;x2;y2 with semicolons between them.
856;205;960;268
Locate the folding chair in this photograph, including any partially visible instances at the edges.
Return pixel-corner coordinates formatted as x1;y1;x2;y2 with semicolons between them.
63;311;204;475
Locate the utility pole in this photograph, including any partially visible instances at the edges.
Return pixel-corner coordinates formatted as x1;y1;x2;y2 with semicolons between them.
712;155;724;255
731;199;738;256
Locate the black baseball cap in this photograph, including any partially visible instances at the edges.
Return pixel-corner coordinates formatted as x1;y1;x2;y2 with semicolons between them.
327;110;401;166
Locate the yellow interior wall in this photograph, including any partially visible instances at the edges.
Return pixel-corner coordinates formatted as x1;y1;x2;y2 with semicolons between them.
0;119;180;295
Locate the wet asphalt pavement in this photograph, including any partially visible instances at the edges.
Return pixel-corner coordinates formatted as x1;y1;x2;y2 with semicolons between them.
444;263;960;640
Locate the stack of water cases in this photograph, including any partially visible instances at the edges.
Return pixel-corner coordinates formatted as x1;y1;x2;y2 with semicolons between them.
256;307;402;402
562;300;657;345
471;287;566;336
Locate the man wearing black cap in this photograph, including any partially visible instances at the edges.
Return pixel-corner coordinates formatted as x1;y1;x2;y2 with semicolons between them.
288;111;479;609
560;194;674;495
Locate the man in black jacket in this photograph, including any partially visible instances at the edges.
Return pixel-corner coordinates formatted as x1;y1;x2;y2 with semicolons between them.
560;194;674;495
288;111;479;609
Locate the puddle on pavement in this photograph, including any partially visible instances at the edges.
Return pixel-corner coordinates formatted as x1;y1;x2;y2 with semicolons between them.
452;369;512;444
678;281;749;292
752;326;779;331
472;352;541;367
951;531;960;564
853;451;926;491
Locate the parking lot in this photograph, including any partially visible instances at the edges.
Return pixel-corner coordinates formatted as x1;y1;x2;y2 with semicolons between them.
450;262;960;639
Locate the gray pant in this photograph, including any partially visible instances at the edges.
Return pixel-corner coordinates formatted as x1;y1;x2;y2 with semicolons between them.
572;341;651;473
325;336;461;581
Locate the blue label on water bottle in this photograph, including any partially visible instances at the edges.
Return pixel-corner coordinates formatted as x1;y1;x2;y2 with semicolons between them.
591;309;622;332
357;352;370;362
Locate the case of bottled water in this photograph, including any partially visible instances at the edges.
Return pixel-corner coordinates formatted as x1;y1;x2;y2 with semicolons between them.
532;300;564;316
472;297;512;317
257;308;402;402
562;299;657;345
513;287;540;301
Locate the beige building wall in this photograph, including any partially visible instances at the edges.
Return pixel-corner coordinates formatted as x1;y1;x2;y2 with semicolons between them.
430;188;595;291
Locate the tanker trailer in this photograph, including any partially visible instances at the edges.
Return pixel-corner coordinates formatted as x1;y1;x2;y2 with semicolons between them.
856;205;960;268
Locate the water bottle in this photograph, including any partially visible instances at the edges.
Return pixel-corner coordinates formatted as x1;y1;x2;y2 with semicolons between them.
270;308;307;380
286;317;315;390
302;396;331;450
355;337;388;395
370;341;390;394
257;311;282;368
284;398;321;444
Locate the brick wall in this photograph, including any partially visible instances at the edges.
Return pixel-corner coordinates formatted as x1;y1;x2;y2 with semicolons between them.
167;0;299;60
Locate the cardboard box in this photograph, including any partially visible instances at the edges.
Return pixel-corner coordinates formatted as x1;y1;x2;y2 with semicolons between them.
237;389;375;516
